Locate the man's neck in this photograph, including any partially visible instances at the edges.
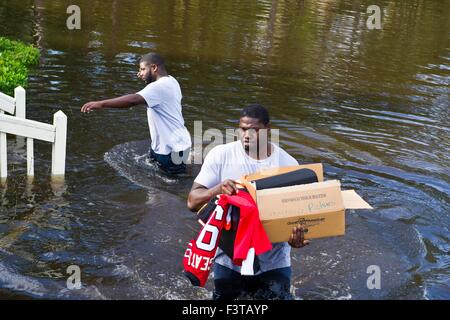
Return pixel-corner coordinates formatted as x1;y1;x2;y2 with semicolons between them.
245;143;273;160
155;71;169;81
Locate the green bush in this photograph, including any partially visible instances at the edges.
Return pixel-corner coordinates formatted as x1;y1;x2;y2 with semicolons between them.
0;37;40;96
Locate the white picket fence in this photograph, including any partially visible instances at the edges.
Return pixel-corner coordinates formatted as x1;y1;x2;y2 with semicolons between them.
0;86;67;180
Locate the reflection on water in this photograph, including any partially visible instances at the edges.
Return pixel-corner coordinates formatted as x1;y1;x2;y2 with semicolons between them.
0;0;449;299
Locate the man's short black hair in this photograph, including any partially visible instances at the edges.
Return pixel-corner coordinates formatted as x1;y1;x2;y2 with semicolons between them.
140;53;165;68
240;104;270;125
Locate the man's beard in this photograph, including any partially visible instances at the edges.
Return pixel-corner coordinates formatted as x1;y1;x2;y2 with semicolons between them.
144;74;156;84
144;74;155;85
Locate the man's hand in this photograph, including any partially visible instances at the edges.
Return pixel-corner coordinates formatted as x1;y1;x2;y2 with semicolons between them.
81;101;103;113
220;179;238;195
288;226;310;248
187;180;236;212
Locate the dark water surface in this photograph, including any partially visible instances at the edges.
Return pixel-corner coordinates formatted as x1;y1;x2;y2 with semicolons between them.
0;0;448;299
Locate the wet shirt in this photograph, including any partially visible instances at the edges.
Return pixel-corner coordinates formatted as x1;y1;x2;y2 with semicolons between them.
137;76;191;155
194;141;299;274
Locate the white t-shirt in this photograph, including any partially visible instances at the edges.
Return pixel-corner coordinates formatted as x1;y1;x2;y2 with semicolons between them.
137;76;191;155
194;140;299;274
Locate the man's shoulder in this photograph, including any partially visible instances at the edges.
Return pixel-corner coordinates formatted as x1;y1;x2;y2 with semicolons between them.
155;76;182;95
139;76;178;96
158;75;179;86
145;75;177;88
167;75;179;82
272;144;299;165
204;141;240;159
139;81;158;94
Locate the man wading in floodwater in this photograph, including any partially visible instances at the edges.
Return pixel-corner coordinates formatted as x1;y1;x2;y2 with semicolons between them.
187;104;309;300
81;53;191;174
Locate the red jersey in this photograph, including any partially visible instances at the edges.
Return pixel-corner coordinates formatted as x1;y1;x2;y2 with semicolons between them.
183;190;272;287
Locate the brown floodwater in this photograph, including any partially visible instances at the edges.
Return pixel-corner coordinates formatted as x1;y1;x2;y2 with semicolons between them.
0;0;448;299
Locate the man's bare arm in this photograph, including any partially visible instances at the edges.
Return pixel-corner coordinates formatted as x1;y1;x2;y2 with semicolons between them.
81;94;145;113
188;180;310;247
187;180;237;212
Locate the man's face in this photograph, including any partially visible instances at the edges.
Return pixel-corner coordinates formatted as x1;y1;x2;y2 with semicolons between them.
238;116;270;152
137;62;155;84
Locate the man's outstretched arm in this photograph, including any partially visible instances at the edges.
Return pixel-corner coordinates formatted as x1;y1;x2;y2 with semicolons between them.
81;94;146;113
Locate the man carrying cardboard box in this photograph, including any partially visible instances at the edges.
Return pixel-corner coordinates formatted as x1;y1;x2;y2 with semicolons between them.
187;104;309;300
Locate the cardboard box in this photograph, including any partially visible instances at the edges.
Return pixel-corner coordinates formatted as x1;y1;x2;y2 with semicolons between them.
240;164;372;243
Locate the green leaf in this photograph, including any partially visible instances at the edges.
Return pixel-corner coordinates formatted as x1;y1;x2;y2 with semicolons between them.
0;37;40;95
